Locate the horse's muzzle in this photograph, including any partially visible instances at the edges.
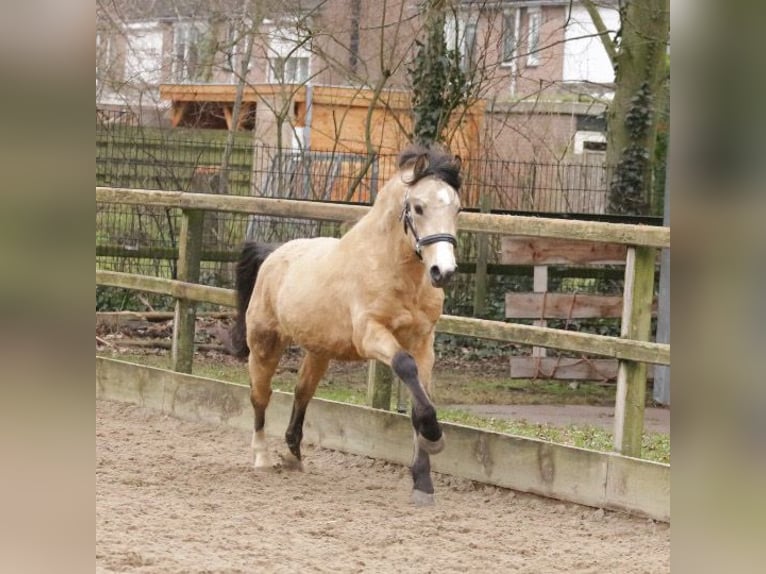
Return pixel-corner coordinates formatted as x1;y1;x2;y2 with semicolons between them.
430;265;455;288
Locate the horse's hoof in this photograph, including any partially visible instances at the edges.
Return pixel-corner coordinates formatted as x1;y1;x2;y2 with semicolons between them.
411;489;435;506
253;452;276;471
253;461;277;472
280;452;304;472
418;432;445;455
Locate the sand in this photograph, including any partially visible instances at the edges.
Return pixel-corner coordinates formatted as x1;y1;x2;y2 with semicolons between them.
96;400;669;573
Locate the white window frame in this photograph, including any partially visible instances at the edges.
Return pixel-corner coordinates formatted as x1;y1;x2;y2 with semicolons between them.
124;22;164;85
266;20;311;85
224;18;254;83
444;12;478;73
96;29;114;87
268;56;310;84
574;130;607;155
501;9;518;66
527;8;541;67
172;21;208;83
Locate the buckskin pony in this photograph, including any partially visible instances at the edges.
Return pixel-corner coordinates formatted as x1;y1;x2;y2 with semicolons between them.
230;145;462;505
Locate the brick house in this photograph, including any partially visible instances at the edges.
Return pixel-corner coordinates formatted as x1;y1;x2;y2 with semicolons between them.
97;0;617;169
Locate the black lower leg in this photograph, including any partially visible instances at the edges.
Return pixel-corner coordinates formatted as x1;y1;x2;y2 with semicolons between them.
411;447;434;494
285;403;306;459
392;351;442;443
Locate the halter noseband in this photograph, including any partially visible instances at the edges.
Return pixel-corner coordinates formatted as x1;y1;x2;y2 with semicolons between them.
399;199;458;259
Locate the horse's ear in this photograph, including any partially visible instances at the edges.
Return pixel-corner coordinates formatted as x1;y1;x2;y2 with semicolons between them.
413;153;430;178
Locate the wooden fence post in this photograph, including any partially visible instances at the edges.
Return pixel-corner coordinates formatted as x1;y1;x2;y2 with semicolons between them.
171;208;204;373
613;246;656;457
367;360;393;410
531;265;549;358
472;193;491;317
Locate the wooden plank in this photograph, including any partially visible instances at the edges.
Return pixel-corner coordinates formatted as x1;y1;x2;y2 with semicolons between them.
97;311;234;323
171;209;204;374
458;211;670;249
222;105;233;129
95;357;670;521
506;293;626;319
502;236;628;265
366;360;393;410
437;315;670;366
511;357;619;380
614;247;657;457
472;193;492;316
97;187;370;222
606;455;670;522
170;102;188;128
96;245;240;262
509;357;656;381
96;187;671;248
531;266;548;358
95;271;670;366
96;270;236;307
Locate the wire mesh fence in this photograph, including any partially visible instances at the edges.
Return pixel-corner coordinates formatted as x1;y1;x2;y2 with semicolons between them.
96;118;623;316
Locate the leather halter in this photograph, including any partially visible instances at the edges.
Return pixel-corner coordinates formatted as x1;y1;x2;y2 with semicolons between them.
399;199;458;260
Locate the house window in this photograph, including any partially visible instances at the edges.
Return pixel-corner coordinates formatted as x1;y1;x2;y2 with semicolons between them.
173;22;208;83
224;19;254;82
445;12;478;72
267;20;311;85
269;56;309;84
124;23;164;85
96;30;115;87
574;130;607;154
527;8;541;66
502;10;517;64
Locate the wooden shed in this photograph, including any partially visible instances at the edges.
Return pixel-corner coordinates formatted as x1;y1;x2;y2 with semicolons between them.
160;84;483;204
159;84;483;157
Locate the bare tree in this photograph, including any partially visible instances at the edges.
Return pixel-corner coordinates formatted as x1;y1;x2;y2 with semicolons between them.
582;0;670;214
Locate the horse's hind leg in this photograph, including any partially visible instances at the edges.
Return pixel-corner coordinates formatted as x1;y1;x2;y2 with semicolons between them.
248;331;285;470
283;352;329;470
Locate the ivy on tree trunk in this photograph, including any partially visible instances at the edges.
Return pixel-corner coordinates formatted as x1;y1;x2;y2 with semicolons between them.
409;0;469;146
583;0;669;215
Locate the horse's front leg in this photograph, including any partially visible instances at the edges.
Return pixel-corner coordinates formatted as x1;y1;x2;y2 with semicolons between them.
392;345;444;453
354;319;443;505
407;332;441;505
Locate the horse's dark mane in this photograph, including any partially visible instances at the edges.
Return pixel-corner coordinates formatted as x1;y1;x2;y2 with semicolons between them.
398;145;462;192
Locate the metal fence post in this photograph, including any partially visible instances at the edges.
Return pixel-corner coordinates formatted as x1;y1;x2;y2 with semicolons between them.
171;208;204;373
613;245;656;457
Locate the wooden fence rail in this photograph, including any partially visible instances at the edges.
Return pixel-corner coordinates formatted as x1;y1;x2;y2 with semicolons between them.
96;187;670;458
96;270;670;366
97;187;670;248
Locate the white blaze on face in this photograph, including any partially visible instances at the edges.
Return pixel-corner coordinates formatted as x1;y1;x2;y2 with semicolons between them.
425;185;458;275
430;241;457;276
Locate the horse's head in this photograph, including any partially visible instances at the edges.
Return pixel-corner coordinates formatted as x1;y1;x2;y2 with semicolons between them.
399;147;462;288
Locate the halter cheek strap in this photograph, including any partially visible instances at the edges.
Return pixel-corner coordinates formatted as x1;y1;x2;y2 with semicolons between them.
400;201;458;260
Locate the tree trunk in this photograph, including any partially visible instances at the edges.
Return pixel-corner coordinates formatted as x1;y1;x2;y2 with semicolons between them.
606;0;669;215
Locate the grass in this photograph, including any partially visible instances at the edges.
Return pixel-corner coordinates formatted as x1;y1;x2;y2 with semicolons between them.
98;349;670;464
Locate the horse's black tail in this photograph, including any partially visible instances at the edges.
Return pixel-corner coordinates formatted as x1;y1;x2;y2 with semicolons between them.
229;242;278;360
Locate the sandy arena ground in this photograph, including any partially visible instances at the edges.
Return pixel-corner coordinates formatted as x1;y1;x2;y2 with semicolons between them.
96;400;669;573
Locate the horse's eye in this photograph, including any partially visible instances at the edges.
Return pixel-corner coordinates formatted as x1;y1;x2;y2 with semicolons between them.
414;205;424;215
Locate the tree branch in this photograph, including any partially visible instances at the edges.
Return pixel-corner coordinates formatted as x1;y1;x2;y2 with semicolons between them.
581;0;617;66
